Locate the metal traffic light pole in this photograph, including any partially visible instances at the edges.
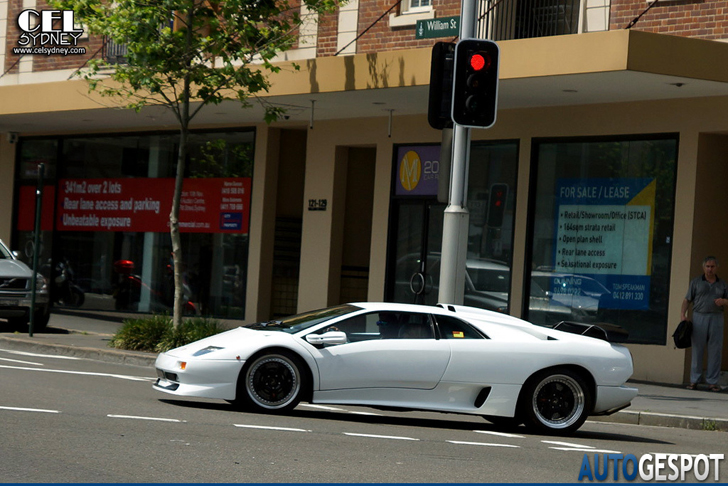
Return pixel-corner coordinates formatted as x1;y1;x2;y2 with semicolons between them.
438;0;478;305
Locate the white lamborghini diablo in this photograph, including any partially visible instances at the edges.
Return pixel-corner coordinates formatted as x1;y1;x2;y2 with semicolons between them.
153;302;637;434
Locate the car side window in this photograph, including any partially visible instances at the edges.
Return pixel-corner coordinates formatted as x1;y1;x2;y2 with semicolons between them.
339;311;435;340
315;314;384;343
434;315;486;339
396;312;434;339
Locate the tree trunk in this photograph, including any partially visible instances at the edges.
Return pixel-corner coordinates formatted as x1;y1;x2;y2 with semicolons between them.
170;122;188;328
171;8;195;329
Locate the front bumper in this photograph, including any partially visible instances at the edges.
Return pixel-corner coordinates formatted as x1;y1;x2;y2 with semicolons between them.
0;293;49;318
152;352;245;401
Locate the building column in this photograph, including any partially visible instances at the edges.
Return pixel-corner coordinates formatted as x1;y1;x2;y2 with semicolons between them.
297;128;348;311
245;125;280;323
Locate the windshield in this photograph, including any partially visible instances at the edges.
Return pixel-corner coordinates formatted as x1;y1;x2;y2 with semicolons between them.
0;241;11;259
246;304;362;334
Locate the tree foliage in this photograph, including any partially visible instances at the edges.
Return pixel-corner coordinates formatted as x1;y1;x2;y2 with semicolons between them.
52;0;341;327
55;0;338;122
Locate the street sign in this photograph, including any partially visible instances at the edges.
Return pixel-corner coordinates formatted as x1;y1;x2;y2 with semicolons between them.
415;16;459;39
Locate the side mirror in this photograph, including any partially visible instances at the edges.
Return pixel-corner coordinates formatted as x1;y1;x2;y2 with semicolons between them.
306;331;348;346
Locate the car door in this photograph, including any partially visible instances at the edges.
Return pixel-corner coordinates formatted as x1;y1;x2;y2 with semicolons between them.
311;311;451;390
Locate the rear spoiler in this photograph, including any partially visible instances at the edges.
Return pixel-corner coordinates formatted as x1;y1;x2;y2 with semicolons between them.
552;321;629;344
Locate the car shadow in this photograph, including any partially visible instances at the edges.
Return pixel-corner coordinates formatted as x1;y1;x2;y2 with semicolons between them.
158;398;672;445
0;321;70;334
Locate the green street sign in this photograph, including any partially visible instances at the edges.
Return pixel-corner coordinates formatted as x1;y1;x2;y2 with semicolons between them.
415;16;460;39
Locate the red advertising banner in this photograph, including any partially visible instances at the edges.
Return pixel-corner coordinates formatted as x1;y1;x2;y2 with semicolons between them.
55;177;251;234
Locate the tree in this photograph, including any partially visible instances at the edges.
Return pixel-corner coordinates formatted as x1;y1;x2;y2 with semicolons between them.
53;0;340;327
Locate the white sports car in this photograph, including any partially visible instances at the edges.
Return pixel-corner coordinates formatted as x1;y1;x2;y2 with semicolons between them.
153;302;637;434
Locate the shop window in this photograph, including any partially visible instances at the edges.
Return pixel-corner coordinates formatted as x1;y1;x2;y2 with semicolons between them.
14;130;255;320
527;136;678;344
386;141;518;311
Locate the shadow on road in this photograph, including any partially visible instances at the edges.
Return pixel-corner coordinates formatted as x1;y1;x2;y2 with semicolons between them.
158;398;673;445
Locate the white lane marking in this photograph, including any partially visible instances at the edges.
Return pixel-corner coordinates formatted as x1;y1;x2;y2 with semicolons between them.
543;440;620;454
542;440;595;449
474;430;525;439
343;432;419;441
0;349;83;360
550;447;622;453
0;364;155;382
299;404;346;411
348;411;381;416
448;440;520;448
0;356;43;366
108;414;185;423
0;406;60;414
234;424;311;433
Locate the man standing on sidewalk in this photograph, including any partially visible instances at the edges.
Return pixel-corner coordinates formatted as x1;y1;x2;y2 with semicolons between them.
681;256;727;392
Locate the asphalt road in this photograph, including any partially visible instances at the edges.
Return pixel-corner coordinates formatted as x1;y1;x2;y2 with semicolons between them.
1;346;726;483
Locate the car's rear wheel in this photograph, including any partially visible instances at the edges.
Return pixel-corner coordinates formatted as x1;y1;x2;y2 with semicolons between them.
521;368;591;435
237;351;306;412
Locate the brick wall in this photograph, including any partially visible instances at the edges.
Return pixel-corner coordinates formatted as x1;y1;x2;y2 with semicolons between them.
610;0;728;39
316;0;461;57
357;0;461;54
317;9;340;57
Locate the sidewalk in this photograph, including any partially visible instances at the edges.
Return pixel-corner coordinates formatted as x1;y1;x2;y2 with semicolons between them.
1;312;727;432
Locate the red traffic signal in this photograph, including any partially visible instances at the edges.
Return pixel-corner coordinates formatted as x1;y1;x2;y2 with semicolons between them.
451;39;499;128
469;53;490;72
487;183;508;227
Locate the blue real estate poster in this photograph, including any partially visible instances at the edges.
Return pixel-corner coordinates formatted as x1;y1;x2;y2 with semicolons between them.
553;178;656;310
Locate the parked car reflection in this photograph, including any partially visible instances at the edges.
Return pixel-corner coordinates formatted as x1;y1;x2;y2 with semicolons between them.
395;254;610;327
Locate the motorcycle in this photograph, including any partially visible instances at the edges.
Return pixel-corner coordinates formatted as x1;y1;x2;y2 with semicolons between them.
53;258;85;307
113;259;197;314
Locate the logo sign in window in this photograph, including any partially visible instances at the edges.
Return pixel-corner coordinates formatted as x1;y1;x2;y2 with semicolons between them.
395;146;440;196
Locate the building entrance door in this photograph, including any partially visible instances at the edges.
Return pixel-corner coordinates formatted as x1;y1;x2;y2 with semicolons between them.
387;200;445;305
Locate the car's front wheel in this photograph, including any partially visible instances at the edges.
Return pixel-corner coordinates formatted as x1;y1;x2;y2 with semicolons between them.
521;368;591;435
237;351;306;413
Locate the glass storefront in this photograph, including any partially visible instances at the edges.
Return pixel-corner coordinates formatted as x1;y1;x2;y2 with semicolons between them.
387;141;519;310
527;135;678;343
13;130;254;319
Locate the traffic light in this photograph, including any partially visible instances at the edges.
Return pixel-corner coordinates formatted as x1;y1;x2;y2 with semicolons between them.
451;39;499;128
487;183;508;227
427;42;455;130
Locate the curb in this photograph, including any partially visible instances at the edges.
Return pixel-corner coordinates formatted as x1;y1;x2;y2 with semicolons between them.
0;335;157;368
589;410;728;432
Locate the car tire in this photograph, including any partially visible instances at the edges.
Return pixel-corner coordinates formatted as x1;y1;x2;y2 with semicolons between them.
521;368;591;435
33;307;51;331
237;351;306;413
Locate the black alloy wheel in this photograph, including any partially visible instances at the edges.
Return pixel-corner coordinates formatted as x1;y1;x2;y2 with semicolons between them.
241;352;305;412
522;368;591;434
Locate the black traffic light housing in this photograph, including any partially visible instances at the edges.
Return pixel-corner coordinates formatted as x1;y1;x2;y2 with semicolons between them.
427;42;455;130
487;183;508;227
451;39;499;129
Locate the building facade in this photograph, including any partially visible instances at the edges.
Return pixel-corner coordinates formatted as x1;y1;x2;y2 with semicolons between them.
2;0;728;384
